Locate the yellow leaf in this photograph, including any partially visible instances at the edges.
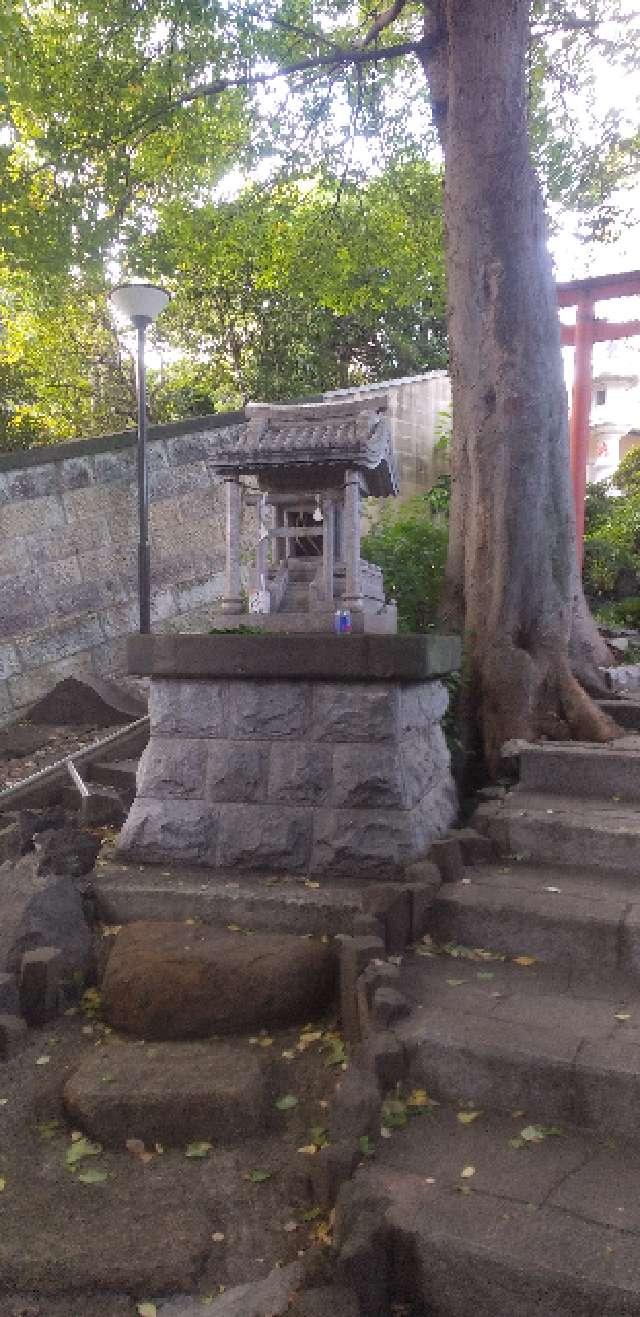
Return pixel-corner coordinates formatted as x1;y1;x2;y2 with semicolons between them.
513;955;537;967
460;1165;476;1178
615;1012;631;1021
258;1037;274;1048
0;1178;5;1192
457;1111;481;1125
211;1231;225;1242
298;1144;318;1156
406;1089;430;1108
137;1305;157;1317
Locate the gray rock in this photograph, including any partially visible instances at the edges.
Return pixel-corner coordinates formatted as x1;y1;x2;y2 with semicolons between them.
228;679;309;738
268;743;332;804
159;1262;303;1317
33;827;100;877
292;1287;360;1317
217;804;312;871
331;745;404;808
311;684;399;742
206;741;269;802
117;797;219;864
0;818;21;865
4;863;90;980
136;736;208;798
150;678;227;736
19;946;63;1025
78;786;125;827
0;971;18;1013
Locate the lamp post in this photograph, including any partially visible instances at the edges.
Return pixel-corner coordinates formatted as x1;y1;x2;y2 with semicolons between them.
108;282;170;633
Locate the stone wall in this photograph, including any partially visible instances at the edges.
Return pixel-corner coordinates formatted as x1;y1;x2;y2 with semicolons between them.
0;413;252;725
118;674;457;879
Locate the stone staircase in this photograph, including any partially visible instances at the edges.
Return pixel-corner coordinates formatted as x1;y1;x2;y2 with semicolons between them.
336;717;640;1316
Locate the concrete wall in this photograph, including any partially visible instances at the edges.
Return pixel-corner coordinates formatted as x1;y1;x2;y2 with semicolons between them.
0;371;451;726
323;371;452;498
0;413;252;725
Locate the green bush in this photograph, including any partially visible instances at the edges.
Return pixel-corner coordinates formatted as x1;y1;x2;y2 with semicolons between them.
362;494;448;632
614;445;640;498
593;596;640;629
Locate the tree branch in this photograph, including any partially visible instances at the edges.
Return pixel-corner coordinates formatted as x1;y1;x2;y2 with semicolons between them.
361;0;409;47
140;37;425;131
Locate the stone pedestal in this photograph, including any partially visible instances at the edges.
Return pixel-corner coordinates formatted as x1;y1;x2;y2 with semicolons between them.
117;634;460;880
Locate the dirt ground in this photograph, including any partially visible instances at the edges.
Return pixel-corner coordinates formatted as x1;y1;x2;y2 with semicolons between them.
0;1000;344;1316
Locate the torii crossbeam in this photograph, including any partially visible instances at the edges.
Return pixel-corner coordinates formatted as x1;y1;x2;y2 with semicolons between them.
557;269;640;566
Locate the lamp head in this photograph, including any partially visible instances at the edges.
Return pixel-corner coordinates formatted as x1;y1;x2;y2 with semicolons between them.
108;282;170;327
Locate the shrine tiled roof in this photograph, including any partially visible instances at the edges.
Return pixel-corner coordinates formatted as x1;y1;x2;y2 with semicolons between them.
211;399;399;496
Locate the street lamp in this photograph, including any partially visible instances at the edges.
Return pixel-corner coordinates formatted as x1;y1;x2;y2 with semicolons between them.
108;282;170;633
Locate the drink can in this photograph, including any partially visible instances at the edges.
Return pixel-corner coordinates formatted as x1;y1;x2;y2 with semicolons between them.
334;608;352;634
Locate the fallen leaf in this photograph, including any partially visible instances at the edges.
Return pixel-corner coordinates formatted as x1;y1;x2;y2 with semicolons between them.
304;880;320;889
460;1165;476;1178
283;1221;298;1232
358;1135;376;1158
0;1098;7;1106
298;1030;323;1050
77;1167;109;1184
406;1089;431;1109
446;978;465;987
0;1178;5;1192
281;1049;296;1060
381;1097;408;1129
298;1144;318;1156
615;1011;631;1021
66;1136;102;1169
35;1056;50;1066
477;971;494;981
544;885;561;893
137;1304;157;1317
258;1036;274;1048
513;955;537;967
185;1141;213;1158
275;1094;299;1111
457;1111;481;1125
247;1168;272;1183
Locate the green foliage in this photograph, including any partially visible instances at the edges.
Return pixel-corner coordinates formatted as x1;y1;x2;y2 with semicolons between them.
583;449;640;599
593;597;640;629
362;494;448;633
614;446;640;498
134;162;447;404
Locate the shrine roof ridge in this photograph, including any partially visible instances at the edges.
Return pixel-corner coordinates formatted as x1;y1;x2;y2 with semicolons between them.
211;397;399;497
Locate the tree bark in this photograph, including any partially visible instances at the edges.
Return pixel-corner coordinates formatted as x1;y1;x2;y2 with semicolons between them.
421;0;615;770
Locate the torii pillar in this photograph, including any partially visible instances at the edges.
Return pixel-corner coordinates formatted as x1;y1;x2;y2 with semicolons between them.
557;270;640;567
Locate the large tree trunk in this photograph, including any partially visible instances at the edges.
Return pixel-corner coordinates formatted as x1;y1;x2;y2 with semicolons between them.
421;0;615;771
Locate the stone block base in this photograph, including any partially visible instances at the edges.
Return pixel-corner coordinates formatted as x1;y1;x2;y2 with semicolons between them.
118;639;458;880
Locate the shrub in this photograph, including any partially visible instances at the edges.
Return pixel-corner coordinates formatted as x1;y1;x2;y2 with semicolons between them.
614;445;640;498
362;494;448;633
593;596;640;629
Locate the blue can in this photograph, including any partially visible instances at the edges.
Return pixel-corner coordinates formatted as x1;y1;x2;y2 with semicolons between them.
334;609;352;634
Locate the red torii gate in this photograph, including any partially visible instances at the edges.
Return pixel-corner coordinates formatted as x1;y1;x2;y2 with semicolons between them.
556;269;640;566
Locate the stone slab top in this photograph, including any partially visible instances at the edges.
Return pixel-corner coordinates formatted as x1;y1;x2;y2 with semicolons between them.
127;631;461;682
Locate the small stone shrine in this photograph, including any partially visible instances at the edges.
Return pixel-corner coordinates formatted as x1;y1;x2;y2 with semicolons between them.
115;396;460;882
210;398;399;632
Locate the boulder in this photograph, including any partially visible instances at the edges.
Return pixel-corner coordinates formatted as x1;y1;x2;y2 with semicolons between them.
33;826;100;877
0;852;91;980
64;1037;270;1146
101;920;336;1040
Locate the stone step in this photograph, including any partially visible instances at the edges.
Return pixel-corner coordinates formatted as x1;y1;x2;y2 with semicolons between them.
87;758;139;805
429;862;640;980
92;862;371;938
338;1105;640;1316
474;789;640;872
396;951;640;1139
64;1036;273;1147
519;742;640;800
598;697;640;730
